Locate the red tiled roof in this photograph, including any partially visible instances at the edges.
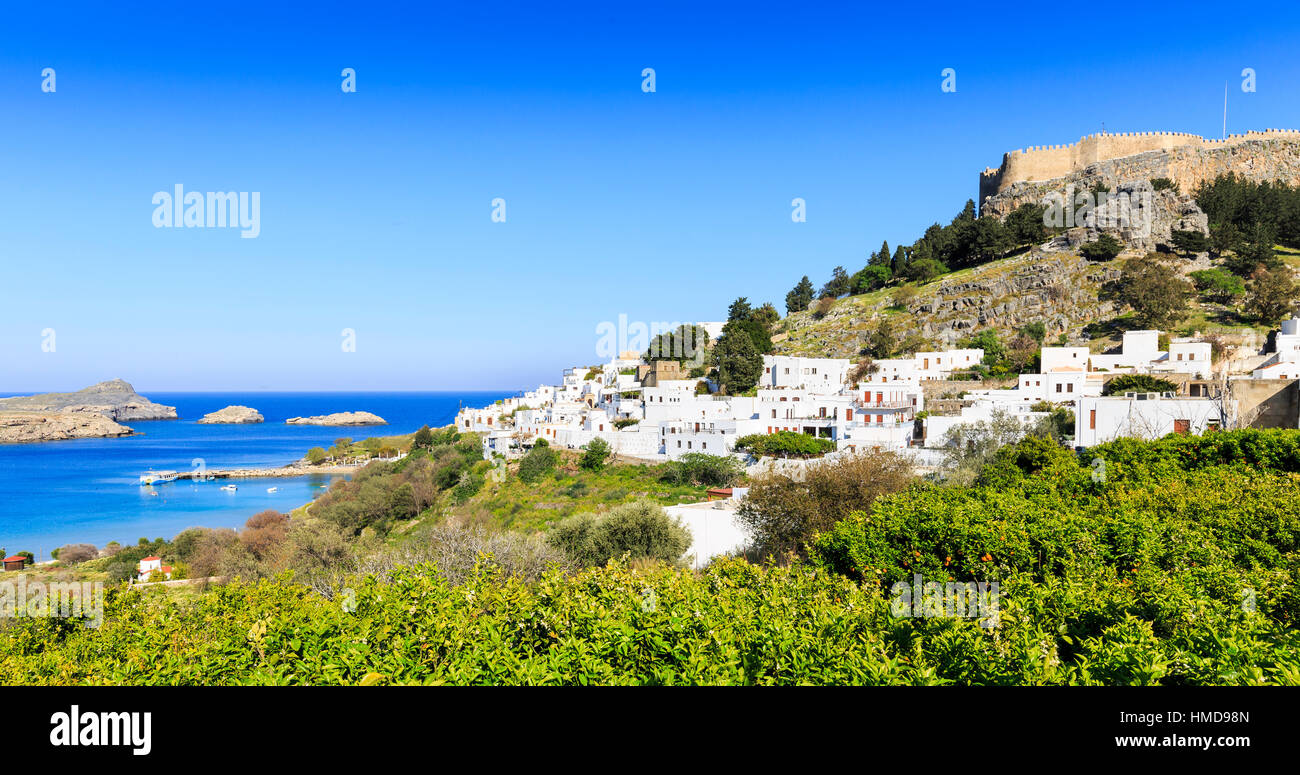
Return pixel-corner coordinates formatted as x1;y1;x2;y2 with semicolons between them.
142;556;161;561
4;556;25;563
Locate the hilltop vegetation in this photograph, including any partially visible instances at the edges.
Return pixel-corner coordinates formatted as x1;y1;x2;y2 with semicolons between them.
764;173;1300;362
4;429;1297;685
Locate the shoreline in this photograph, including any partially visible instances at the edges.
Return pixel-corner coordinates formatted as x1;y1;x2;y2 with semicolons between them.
142;462;363;483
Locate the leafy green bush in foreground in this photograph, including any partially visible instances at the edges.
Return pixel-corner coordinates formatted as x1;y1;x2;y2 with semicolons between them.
2;430;1298;685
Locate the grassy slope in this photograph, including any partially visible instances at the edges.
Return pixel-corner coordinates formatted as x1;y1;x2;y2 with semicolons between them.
775;246;1289;359
443;451;712;533
773;250;1115;357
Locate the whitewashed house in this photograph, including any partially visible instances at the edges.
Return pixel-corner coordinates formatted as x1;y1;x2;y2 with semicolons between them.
914;349;984;379
1075;393;1223;447
136;556;173;583
760;355;851;392
859;348;984;384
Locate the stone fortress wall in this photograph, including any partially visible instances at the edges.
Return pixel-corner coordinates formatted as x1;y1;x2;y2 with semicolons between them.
979;128;1300;207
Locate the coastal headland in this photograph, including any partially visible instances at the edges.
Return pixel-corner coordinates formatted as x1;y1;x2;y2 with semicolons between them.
0;379;176;443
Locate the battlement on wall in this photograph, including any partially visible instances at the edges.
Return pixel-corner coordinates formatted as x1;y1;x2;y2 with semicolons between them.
979;128;1300;209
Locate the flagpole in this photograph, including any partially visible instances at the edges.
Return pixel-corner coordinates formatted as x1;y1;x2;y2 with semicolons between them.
1223;82;1227;139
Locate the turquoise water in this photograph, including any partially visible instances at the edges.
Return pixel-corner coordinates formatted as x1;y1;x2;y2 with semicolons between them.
0;391;512;560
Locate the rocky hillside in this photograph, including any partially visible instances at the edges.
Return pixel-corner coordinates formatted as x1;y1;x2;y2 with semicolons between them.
0;379;176;421
774;249;1121;357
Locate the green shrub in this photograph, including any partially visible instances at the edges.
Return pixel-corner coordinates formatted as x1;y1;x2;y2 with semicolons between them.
580;437;612;472
1080;234;1124;261
518;444;558;483
734;431;835;458
546;499;690;567
1102;374;1178;396
658;453;743;488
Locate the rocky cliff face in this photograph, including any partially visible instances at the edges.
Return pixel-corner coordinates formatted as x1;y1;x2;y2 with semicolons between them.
0;379;177;421
775;250;1120;357
980;137;1300;252
984;136;1300;217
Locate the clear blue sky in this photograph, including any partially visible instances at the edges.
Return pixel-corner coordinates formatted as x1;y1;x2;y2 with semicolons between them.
2;1;1297;391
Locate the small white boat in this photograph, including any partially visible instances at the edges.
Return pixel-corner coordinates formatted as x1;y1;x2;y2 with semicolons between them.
266;487;278;493
221;484;238;492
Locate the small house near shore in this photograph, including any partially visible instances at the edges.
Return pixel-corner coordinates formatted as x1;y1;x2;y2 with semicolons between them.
3;555;28;572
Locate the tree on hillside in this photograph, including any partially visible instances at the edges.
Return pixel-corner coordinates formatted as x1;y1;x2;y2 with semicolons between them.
820;266;851;298
580;437;612;472
785;276;815;313
1244;267;1299;324
850;264;891;294
1209;221;1243;257
412;425;434;450
1006;333;1040;373
646;324;711;364
1189;268;1245;304
1109;253;1192;329
1006;203;1048;246
862;316;899;359
1170;229;1210;257
723;316;772;355
1019;322;1047;344
868;240;891;268
902;257;946;283
750;302;780;330
1225;222;1282;277
1080;233;1124;262
970;216;1014;263
891;245;908;274
961;329;1008;374
714;326;763;394
518;443;557;484
727;297;752;322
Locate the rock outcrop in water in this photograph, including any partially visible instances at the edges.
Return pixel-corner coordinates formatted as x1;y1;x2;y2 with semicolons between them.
197;405;264;424
286;411;387;426
0;379;177;421
0;411;134;443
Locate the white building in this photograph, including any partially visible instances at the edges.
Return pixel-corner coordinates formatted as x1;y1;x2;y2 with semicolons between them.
914;349;984;379
1089;330;1212;379
1250;317;1300;379
1075;393;1223;447
136;556;173;583
858;348;985;384
761;355;851;392
665;494;751;569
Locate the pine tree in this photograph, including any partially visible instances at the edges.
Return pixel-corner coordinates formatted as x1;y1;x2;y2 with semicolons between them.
785;276;815;313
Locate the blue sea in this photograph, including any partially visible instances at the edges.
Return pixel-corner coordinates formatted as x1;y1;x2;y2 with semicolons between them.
0;391;513;560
